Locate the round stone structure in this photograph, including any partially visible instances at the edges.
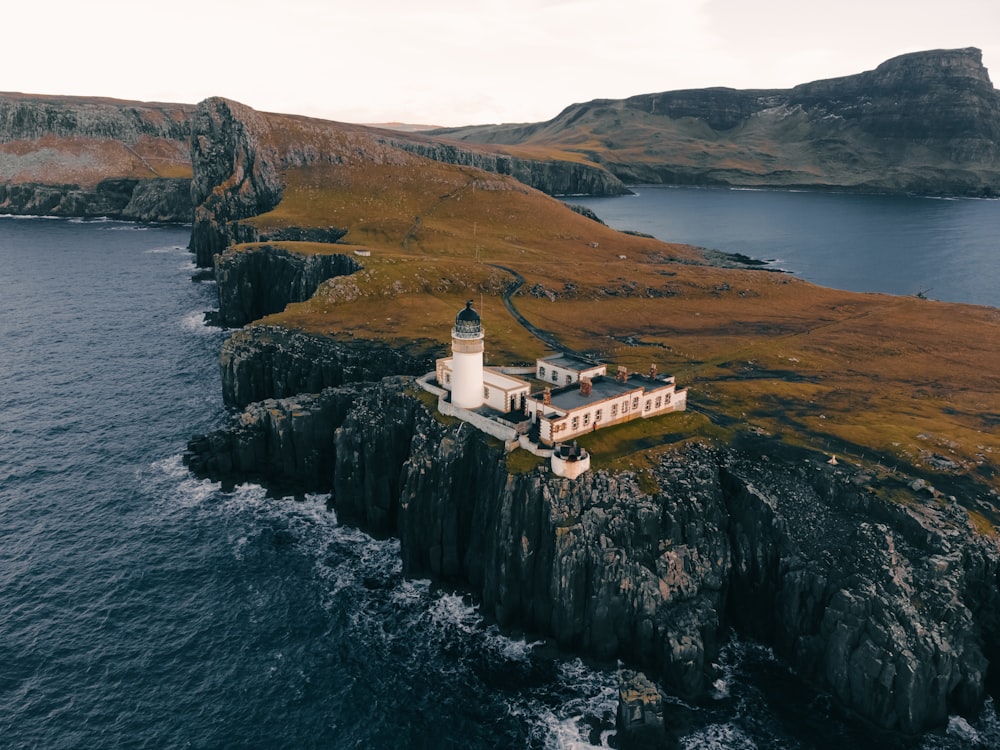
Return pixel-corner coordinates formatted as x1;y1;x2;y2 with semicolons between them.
450;300;485;409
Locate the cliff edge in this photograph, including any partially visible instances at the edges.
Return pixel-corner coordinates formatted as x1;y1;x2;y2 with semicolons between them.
186;377;1000;735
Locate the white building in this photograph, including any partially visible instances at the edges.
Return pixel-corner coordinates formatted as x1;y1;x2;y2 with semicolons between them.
526;365;687;447
536;353;606;387
436;301;531;415
430;302;688;476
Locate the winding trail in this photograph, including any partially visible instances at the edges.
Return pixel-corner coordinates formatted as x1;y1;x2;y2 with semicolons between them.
488;263;578;355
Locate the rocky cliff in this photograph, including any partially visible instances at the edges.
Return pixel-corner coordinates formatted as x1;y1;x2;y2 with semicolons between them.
185;98;632;267
213;244;361;327
431;48;1000;196
188;98;286;266
185;376;1000;734
0;177;192;222
382;137;631;196
0;93;194;221
217;325;436;408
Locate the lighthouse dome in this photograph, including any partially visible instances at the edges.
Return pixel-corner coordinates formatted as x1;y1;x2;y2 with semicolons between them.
453;300;482;338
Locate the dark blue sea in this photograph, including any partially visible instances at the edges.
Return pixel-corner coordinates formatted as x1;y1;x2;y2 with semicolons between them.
1;215;997;749
570;187;1000;308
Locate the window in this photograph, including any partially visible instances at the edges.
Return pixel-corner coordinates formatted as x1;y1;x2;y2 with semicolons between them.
571;416;579;429
595;409;603;421
655;397;661;409
622;400;628;414
665;393;671;404
445;373;451;384
583;413;590;426
484;387;490;399
632;397;639;410
645;399;651;411
611;404;618;417
539;366;546;378
566;375;572;385
552;371;559;382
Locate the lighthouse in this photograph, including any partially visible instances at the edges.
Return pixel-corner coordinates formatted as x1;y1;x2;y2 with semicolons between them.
450;300;485;409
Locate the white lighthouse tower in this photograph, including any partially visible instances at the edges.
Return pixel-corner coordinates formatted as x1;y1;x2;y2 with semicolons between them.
450;300;485;409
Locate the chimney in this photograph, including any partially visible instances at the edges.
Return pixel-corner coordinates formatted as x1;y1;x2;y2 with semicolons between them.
649;364;658;379
616;366;628;383
580;378;593;397
543;388;551;405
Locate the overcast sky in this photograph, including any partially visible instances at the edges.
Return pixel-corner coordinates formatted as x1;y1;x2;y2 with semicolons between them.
5;0;998;126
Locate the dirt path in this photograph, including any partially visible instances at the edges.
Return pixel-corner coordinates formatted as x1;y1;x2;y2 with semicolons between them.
488;263;579;355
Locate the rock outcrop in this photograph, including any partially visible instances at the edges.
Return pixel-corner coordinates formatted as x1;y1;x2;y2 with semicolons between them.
217;326;436;408
213;244;360;327
189;98;286;266
185;376;1000;735
617;670;666;749
0;177;192;222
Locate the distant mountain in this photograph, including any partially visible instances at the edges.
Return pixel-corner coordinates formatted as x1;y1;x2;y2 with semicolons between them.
429;48;1000;197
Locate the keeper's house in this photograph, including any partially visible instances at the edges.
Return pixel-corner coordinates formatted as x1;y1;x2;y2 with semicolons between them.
536;354;606;387
527;365;686;447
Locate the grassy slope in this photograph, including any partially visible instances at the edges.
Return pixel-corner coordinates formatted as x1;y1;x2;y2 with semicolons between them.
230;115;999;507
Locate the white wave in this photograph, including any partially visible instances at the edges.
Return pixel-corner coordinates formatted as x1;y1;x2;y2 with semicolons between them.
537;712;607;750
144;453;223;510
180;310;220;335
681;722;757;749
144;244;187;254
944;714;979;743
428;591;481;634
516;659;617;750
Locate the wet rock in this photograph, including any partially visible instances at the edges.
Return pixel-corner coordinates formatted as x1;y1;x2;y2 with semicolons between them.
214;244;360;327
617;670;665;749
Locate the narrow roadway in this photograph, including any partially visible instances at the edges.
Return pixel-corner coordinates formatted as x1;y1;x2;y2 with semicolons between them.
488;263;579;356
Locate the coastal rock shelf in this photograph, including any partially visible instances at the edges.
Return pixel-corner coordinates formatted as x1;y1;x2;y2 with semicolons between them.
0;177;192;223
218;326;434;408
214;245;361;327
185;377;1000;734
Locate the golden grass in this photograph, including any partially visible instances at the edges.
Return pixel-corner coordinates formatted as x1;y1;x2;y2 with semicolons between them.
233;113;1000;497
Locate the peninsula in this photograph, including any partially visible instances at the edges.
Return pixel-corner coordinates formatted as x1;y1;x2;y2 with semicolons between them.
3;48;1000;741
178;91;1000;738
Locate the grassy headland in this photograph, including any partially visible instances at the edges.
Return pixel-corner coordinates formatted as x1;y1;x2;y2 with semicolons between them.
224;116;999;508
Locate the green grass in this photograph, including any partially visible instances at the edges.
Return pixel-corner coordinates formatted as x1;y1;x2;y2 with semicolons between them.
506;450;546;474
573;410;712;472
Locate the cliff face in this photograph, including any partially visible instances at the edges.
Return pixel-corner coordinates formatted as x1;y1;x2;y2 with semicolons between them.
189;98;286;266
431;48;1000;196
0;93;194;221
185;98;634;267
0;177;192;222
185;376;1000;734
383;137;631;196
213;245;360;327
217;325;436;408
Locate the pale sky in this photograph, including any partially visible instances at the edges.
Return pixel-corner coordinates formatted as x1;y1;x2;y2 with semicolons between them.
5;0;998;126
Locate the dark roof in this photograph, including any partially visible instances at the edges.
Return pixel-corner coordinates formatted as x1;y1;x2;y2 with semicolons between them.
456;300;480;322
545;376;641;411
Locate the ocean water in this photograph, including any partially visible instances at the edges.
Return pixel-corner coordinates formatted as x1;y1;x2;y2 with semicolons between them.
569;186;1000;308
1;215;997;749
